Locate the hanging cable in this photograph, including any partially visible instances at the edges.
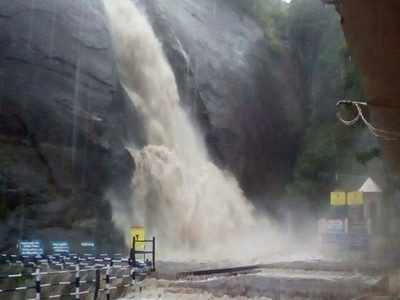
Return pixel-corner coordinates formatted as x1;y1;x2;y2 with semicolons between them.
336;100;400;141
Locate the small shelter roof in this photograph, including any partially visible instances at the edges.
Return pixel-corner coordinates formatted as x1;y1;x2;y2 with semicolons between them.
358;177;382;193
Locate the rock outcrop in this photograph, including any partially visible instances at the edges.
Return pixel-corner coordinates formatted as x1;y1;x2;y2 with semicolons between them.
0;0;135;250
0;0;300;250
139;0;299;199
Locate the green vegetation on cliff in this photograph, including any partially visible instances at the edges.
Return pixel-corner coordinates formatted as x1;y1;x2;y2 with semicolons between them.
232;0;377;207
230;0;288;51
286;0;374;206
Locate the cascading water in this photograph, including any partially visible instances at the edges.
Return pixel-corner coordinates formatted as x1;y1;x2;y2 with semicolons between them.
103;0;276;259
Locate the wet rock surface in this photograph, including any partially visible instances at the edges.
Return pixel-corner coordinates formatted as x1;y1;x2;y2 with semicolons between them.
139;0;300;198
0;0;135;250
0;0;302;249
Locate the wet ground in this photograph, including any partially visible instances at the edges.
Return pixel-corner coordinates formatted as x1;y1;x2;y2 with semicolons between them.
121;258;389;300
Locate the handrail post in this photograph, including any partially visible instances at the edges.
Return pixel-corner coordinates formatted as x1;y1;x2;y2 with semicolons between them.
35;268;41;300
60;256;65;270
75;263;80;300
152;237;155;272
132;237;136;267
130;264;136;287
93;268;100;300
106;264;111;300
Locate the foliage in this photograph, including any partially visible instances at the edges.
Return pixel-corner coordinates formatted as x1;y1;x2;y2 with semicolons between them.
340;47;365;99
355;147;381;166
287;124;344;202
230;0;368;207
0;200;8;220
285;0;368;206
0;174;8;220
230;0;288;52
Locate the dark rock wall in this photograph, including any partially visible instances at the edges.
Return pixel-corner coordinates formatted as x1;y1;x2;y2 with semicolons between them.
0;0;301;250
0;0;135;250
140;0;300;199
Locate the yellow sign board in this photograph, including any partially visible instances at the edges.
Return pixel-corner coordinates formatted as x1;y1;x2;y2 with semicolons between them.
330;191;346;206
130;226;145;250
347;191;363;206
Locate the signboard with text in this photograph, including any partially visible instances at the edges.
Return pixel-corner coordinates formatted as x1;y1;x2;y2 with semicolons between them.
80;241;96;254
330;192;346;206
326;219;345;233
347;191;363;206
348;233;369;250
130;226;145;250
18;240;44;257
51;241;70;255
321;232;348;248
320;232;369;251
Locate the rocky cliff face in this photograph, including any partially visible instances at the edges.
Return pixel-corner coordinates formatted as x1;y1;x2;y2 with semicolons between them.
139;0;299;199
0;0;135;250
0;0;298;250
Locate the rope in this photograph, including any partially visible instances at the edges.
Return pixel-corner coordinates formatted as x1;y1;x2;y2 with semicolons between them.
336;100;400;140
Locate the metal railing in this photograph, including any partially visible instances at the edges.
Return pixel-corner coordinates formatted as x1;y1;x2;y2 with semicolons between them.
0;262;141;300
0;238;156;299
130;237;156;272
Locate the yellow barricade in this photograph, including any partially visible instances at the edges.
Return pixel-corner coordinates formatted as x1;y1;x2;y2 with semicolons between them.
330;191;346;206
347;191;363;205
130;226;145;250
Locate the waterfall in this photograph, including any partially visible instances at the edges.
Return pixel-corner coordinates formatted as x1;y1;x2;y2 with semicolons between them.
103;0;265;259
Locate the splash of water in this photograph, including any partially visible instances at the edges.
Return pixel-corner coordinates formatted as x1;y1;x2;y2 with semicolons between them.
103;0;278;260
